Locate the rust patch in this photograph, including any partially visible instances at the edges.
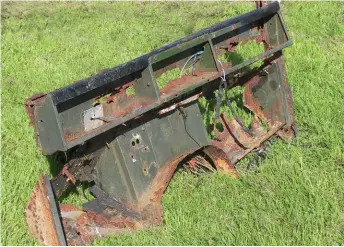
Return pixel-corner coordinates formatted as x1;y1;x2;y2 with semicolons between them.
61;166;76;184
24;93;47;126
58;204;146;245
138;153;190;224
203;145;238;178
104;95;152;119
64;131;80;143
60;204;82;213
24;175;61;246
160;71;219;99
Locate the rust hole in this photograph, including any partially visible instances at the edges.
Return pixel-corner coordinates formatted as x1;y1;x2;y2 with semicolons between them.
126;86;136;96
215;122;224;133
217;40;265;68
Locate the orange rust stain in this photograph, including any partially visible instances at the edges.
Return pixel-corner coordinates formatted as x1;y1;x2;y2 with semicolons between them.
60;204;82;212
24;175;61;246
160;71;218;97
24;93;47;126
215;159;238;178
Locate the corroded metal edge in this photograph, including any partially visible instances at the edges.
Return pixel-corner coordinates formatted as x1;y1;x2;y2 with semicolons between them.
24;175;66;246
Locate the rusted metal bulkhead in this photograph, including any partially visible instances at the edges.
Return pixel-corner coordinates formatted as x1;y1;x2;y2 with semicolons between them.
24;2;296;245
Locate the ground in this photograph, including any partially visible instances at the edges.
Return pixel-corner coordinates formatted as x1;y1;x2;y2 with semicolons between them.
1;1;344;245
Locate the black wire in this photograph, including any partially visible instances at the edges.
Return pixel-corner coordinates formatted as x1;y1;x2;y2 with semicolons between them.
215;78;253;137
225;96;253;136
178;107;202;148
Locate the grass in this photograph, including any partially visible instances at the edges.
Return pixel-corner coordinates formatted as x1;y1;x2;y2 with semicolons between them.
1;1;344;245
156;67;181;89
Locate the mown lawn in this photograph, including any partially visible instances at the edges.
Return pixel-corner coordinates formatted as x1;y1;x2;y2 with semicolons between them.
1;1;344;245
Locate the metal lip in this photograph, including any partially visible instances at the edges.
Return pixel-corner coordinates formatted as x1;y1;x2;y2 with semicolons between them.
45;175;68;246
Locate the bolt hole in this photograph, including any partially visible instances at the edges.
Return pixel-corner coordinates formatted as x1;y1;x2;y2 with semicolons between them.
143;167;148;175
29;104;34;108
131;141;135;146
136;139;140;144
40;120;43;123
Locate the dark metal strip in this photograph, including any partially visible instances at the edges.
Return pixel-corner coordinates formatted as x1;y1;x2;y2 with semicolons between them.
45;175;67;246
50;2;280;105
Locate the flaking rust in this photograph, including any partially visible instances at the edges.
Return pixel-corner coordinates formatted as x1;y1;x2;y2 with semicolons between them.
25;175;66;245
24;1;297;245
